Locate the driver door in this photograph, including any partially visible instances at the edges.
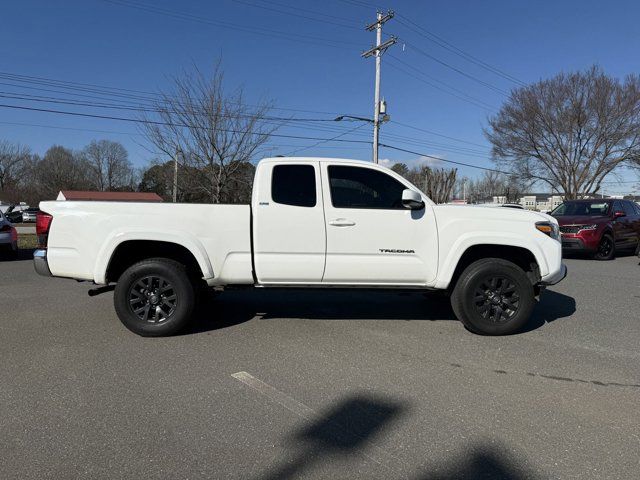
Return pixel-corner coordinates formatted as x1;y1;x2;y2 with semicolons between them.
320;162;438;285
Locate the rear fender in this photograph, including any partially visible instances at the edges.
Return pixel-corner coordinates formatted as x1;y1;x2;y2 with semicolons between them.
94;230;213;284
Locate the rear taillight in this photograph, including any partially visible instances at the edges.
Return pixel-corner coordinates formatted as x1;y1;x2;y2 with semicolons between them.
36;211;53;249
1;224;18;242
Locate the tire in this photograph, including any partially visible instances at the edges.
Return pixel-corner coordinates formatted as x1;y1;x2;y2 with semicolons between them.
114;258;195;337
451;258;536;335
593;234;615;260
0;242;17;257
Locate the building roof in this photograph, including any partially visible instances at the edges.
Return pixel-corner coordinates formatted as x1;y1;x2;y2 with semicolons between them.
58;191;163;202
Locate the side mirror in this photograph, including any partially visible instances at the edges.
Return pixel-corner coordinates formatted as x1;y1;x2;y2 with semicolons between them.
614;210;626;218
402;189;424;210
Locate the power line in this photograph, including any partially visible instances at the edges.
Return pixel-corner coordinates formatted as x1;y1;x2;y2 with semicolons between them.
101;0;359;48
0;120;142;136
386;56;496;111
0;103;375;144
388;120;490;149
0;91;347;123
0;71;370;117
0;72;501;159
379;143;513;174
396;39;509;95
232;0;360;30
0;83;498;155
286;123;367;155
0;89;498;157
395;14;525;86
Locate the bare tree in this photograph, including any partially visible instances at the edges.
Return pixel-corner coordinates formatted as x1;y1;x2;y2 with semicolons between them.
462;171;532;204
0;141;32;200
33;145;95;200
486;66;640;199
140;64;277;203
422;167;458;204
389;162;457;203
83;140;134;191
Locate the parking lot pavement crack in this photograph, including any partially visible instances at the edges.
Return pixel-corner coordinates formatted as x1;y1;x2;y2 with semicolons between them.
493;366;640;389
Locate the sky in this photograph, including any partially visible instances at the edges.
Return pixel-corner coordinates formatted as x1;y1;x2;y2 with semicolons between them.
1;0;639;195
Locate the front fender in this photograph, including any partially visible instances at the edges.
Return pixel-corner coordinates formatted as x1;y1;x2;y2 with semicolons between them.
94;229;214;284
433;232;551;290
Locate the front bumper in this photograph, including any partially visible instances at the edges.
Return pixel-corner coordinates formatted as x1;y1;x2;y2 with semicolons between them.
33;249;52;276
561;232;599;252
540;263;567;286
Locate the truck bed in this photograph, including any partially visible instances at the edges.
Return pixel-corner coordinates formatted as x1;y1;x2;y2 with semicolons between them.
40;201;253;285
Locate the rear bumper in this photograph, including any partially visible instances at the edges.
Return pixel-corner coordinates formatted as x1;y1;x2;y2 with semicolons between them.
33;249;52;276
540;263;567;286
0;232;13;245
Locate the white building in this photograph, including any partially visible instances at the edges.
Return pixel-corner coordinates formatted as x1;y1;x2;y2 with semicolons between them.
518;194;564;212
520;195;538;210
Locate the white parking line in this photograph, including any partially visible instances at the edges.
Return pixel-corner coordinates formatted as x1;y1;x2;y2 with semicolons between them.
231;371;315;420
231;371;402;474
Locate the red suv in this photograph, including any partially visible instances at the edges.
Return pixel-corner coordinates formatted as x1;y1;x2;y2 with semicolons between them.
551;199;640;260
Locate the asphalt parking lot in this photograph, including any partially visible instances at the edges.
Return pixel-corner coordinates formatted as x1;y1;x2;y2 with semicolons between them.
1;252;639;479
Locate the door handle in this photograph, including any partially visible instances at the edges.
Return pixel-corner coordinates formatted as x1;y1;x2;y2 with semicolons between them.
329;218;356;227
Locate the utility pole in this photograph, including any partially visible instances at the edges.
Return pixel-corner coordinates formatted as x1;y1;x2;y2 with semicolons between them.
362;11;396;164
173;147;180;203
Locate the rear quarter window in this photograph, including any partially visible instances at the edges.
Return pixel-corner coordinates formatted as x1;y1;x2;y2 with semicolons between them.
271;164;317;207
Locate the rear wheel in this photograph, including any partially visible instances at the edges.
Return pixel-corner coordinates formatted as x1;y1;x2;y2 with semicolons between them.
451;258;535;335
593;234;615;260
114;258;195;336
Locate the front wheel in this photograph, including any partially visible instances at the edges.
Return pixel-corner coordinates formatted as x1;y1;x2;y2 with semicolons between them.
451;258;535;335
593;234;615;260
114;258;195;336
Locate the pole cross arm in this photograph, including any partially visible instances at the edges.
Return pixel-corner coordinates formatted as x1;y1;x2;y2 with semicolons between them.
365;10;395;31
361;37;397;58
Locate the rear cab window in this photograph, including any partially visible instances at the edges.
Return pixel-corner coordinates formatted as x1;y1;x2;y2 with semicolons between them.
271;164;317;207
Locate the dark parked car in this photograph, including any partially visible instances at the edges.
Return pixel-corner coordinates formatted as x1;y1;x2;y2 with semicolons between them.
551;199;640;260
4;205;23;223
0;210;18;255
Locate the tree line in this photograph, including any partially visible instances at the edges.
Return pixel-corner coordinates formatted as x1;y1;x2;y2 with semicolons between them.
0;140;136;205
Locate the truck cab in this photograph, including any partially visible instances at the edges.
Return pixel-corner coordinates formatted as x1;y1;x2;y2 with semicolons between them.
252;158;438;285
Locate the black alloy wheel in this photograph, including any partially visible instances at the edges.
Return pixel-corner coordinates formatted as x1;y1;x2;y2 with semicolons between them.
128;275;177;324
594;234;615;261
473;276;520;323
451;258;535;335
114;258;195;336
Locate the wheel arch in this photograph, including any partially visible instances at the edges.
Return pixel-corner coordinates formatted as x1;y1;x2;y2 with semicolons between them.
439;243;542;291
97;234;213;284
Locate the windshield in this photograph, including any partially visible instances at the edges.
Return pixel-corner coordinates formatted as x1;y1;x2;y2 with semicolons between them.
551;201;610;217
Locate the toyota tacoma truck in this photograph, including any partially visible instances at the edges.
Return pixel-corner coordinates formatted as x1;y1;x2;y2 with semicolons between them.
33;157;566;336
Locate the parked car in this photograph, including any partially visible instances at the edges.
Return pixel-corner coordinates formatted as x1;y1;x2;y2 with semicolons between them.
21;207;40;223
0;211;18;255
34;157;566;337
4;205;23;223
551;199;640;260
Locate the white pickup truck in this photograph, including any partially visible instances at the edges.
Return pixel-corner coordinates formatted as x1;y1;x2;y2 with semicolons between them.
34;157;566;336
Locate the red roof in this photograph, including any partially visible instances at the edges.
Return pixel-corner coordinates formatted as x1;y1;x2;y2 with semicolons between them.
58;191;163;202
